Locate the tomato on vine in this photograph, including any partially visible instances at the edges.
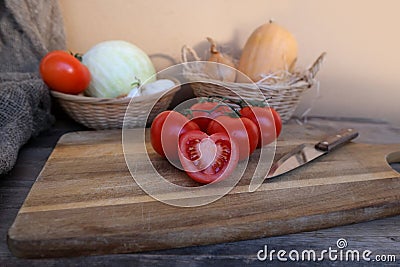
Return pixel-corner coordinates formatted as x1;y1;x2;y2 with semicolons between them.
150;110;200;160
207;115;259;161
239;106;282;148
186;101;232;131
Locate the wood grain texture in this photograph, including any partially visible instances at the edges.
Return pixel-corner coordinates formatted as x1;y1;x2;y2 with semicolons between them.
7;125;400;259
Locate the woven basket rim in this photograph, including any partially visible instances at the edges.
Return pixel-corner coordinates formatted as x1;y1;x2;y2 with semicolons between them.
181;45;326;89
50;82;181;104
180;46;325;123
183;75;314;92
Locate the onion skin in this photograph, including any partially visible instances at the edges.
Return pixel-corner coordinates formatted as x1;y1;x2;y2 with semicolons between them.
205;37;236;82
141;79;175;96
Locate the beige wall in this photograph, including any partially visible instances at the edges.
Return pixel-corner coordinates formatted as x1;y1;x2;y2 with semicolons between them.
59;0;400;126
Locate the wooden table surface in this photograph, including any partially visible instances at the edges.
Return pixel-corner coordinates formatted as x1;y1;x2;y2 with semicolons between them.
1;115;399;266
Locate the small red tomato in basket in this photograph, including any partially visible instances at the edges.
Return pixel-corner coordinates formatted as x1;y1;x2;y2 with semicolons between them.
39;50;91;94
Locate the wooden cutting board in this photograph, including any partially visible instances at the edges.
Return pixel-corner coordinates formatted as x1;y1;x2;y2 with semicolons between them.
8;125;400;258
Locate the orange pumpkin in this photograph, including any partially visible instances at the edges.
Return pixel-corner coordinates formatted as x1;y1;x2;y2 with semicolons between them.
237;21;298;83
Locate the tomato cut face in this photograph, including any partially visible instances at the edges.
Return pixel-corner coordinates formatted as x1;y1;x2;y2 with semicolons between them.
178;130;239;184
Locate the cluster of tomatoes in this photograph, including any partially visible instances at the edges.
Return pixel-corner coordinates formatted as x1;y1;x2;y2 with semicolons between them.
150;99;282;184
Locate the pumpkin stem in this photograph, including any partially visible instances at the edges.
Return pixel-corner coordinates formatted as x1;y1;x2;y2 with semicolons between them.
207;37;219;54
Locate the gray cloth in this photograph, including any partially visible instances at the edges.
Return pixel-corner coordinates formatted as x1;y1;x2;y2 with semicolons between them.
0;0;66;174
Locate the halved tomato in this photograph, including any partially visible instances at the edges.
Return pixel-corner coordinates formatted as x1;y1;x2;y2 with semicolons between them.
178;130;239;184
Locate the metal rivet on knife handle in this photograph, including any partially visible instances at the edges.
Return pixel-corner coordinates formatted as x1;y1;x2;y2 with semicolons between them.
315;128;359;152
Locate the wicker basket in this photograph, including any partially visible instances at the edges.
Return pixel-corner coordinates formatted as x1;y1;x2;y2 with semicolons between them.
51;83;179;130
181;46;325;122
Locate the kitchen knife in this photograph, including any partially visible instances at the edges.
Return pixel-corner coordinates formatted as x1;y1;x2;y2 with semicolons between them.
249;128;359;192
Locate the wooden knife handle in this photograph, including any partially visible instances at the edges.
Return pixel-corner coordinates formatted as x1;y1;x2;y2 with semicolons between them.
315;128;359;152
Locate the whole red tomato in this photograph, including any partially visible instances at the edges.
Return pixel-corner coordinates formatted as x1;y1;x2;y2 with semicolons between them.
178;130;239;184
240;106;282;148
39;50;91;94
187;101;232;131
150;110;200;160
207;116;259;161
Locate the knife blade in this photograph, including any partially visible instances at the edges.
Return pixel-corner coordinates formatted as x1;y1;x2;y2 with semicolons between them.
249;128;359;192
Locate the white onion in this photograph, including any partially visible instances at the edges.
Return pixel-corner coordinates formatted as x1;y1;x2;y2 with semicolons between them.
141;79;175;96
82;40;156;98
127;86;140;98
